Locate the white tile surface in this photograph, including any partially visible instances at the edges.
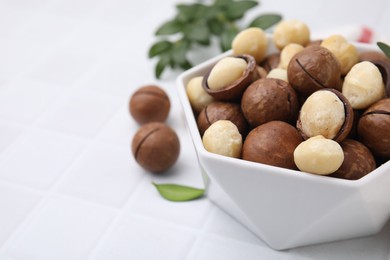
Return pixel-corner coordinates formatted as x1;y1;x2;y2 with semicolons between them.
89;214;195;260
0;183;42;247
37;89;124;137
187;234;285;260
57;142;142;207
0;121;25;156
0;129;86;189
127;180;212;228
0;78;65;124
5;195;115;260
1;0;390;259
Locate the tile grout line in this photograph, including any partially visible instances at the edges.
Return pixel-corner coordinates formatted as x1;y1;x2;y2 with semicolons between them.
84;174;150;260
183;205;219;260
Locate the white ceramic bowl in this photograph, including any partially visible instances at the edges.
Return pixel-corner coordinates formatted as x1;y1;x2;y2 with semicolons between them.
176;40;390;250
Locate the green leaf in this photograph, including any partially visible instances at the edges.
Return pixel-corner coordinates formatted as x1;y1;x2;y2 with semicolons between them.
176;4;197;22
184;20;210;45
214;0;234;8
377;42;390;59
171;41;189;66
155;20;183;35
208;18;224;35
148;40;172;58
177;3;209;22
249;13;282;30
179;60;192;70
220;26;239;52
155;54;171;79
226;0;258;20
152;182;205;202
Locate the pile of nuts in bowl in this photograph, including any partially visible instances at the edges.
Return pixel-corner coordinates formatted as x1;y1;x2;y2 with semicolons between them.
186;19;390;180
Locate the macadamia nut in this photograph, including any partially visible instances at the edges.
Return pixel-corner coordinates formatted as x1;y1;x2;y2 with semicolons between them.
279;43;304;69
267;68;288;82
202;120;242;158
273;20;310;50
207;57;248;90
232;27;268;63
129;85;170;125
321;35;359;75
294;135;344;175
298;90;345;139
342;61;385;109
132;122;180;173
186;76;215;113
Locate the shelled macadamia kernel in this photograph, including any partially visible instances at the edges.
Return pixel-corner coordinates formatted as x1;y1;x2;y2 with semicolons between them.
232;27;268;63
273;20;310;50
202;120;242;158
186;76;215;114
279;43;304;69
342;61;385;109
321;35;359;75
294;135;344;175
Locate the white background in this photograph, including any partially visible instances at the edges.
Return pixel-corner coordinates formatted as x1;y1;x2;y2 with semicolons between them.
0;0;390;259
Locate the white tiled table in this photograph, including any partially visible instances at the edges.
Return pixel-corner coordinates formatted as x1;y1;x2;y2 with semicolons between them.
1;0;390;259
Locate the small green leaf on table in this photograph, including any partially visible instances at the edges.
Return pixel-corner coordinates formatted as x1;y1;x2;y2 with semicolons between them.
152;182;205;202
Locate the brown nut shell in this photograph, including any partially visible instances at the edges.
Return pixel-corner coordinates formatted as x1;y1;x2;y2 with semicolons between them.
129;85;170;124
197;101;248;136
242;121;302;170
329;139;376;180
287;45;341;97
202;54;259;101
297;88;354;143
358;98;390;158
369;59;390;97
132;122;180;173
241;78;299;127
358;51;388;63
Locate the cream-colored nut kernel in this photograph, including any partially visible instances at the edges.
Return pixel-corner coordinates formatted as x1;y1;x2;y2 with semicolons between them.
279;43;304;69
256;66;268;79
232;27;268;63
266;68;288;82
272;20;310;50
202;120;242;158
294;135;344;175
321;35;359;75
342;61;385;109
207;57;248;90
300;90;345;139
186;76;215;113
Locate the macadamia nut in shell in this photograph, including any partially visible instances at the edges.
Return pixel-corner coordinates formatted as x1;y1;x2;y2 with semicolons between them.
242;121;302;170
207;57;247;90
129;85;170;124
132;122;180;173
298;90;346;140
